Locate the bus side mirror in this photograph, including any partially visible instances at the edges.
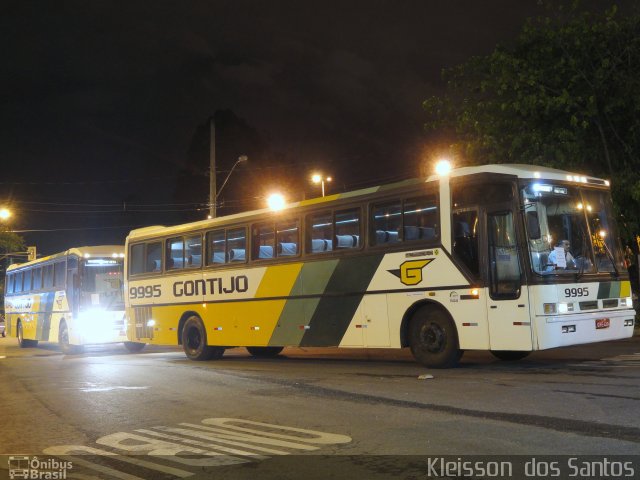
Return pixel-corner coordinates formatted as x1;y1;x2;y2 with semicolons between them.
526;212;541;240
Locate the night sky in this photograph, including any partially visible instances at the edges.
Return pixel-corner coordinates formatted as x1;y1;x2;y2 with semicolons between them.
0;1;617;255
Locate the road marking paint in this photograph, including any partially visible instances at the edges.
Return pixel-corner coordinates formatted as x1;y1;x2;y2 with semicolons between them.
43;445;194;478
44;417;352;478
137;428;272;458
153;425;291;455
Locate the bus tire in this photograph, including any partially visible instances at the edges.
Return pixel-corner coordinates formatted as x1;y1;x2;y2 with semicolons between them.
123;342;146;353
59;321;83;355
17;321;38;348
409;306;460;368
246;346;284;358
491;350;530;361
182;315;219;361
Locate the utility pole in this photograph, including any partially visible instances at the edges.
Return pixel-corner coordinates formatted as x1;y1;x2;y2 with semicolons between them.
209;118;217;219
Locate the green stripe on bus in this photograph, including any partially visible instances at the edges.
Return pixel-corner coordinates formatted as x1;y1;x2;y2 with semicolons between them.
597;282;611;299
300;254;384;346
268;260;339;346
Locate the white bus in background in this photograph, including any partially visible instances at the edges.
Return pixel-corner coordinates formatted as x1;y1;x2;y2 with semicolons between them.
124;164;635;367
4;245;144;354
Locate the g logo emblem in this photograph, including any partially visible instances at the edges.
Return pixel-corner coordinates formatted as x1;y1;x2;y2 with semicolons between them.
388;259;433;286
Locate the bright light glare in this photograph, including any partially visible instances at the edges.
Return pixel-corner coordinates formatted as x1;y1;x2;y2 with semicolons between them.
599;230;607;238
435;159;452;176
0;208;11;220
267;193;286;211
311;174;322;184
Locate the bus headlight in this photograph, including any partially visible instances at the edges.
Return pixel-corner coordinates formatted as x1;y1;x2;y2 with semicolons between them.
558;303;574;314
543;303;557;315
77;308;116;342
620;298;633;308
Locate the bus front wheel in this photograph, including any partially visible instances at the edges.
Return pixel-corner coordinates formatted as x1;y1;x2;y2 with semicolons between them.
17;321;38;348
246;346;284;358
409;307;460;368
59;321;83;355
182;316;224;361
491;350;530;361
124;342;146;353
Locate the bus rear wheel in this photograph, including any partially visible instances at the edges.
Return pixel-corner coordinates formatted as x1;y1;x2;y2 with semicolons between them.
59;321;83;355
124;342;146;353
182;316;224;361
491;350;530;361
409;307;460;368
17;321;38;348
246;346;284;358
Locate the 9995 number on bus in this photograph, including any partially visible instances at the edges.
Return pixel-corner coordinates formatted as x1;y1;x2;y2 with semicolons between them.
564;287;589;298
129;285;162;299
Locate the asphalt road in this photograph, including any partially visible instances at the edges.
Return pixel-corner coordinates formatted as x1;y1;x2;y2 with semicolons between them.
1;333;639;479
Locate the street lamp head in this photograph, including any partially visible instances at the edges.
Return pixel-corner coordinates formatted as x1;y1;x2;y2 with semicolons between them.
0;208;11;221
238;155;248;163
311;173;322;184
435;159;452;176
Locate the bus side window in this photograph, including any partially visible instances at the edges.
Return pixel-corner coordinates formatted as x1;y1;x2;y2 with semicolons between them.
308;212;333;254
129;244;145;275
371;201;401;246
145;242;162;273
404;195;439;243
206;230;226;265
166;237;184;270
33;267;42;290
252;223;275;260
227;228;247;263
185;235;202;268
276;220;299;257
23;270;32;292
54;261;66;288
452;210;480;277
43;265;54;289
335;208;360;249
6;273;14;294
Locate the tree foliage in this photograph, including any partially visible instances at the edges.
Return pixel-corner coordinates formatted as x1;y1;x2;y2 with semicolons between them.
424;3;640;237
0;230;24;254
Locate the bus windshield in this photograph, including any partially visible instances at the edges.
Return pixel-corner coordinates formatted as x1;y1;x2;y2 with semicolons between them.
522;182;624;276
81;258;124;309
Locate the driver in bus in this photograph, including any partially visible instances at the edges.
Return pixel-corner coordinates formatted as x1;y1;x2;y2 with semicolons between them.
547;239;576;269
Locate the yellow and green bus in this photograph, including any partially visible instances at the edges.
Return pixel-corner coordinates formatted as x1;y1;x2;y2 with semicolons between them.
124;164;635;367
4;246;140;353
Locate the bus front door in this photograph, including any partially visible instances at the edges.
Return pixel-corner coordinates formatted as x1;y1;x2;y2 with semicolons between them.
485;208;533;351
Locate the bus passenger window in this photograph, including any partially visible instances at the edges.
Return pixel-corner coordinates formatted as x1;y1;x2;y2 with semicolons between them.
452;210;479;276
404;196;438;243
308;212;333;253
185;235;202;268
145;242;162;273
23;270;32;292
335;209;360;249
129;244;145;275
206;230;226;264
227;228;246;262
276;220;299;256
54;261;66;288
166;237;184;270
14;272;23;293
371;202;401;245
43;265;54;289
6;273;14;294
33;267;42;290
252;224;275;260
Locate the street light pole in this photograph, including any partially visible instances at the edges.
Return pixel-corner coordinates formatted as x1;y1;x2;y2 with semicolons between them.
311;173;332;197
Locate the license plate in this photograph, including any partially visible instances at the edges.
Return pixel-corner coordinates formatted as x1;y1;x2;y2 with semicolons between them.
595;318;610;329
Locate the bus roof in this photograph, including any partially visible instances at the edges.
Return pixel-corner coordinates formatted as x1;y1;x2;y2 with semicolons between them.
126;163;608;241
6;245;124;272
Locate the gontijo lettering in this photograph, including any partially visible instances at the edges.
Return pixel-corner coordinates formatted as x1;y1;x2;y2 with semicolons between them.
173;276;249;297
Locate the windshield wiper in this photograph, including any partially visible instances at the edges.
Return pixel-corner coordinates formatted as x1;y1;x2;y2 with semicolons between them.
601;239;620;277
576;232;588;281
